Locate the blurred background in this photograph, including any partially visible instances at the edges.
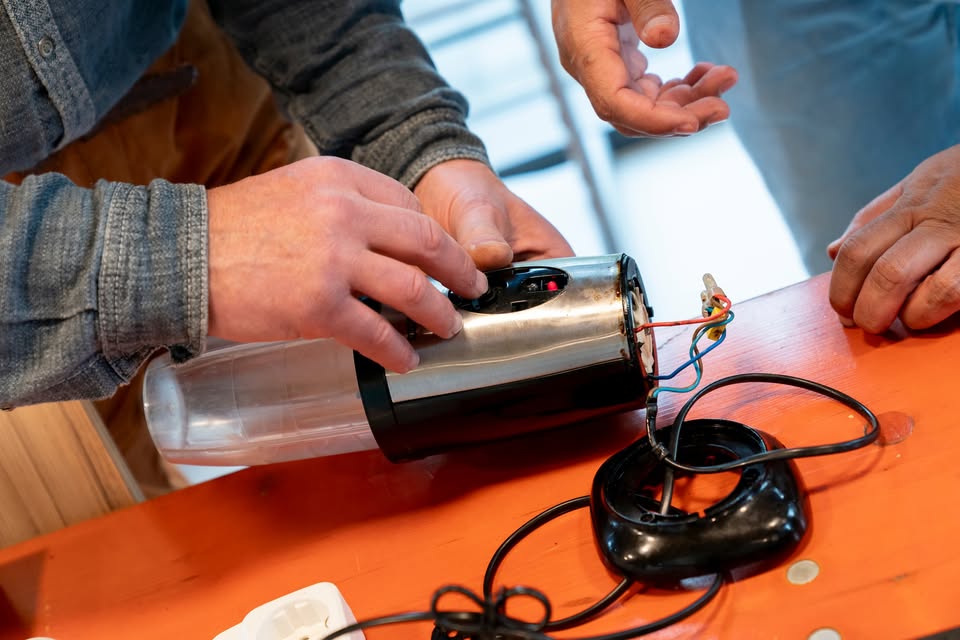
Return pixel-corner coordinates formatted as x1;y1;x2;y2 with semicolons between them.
404;0;809;321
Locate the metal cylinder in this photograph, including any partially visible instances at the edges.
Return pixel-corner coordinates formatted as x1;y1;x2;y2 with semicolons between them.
359;253;658;461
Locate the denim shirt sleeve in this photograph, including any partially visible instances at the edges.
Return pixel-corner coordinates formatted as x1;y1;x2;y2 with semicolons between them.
208;0;491;188
0;176;207;408
0;1;186;175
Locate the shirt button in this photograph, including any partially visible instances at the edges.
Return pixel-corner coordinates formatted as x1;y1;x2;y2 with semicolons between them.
37;36;55;58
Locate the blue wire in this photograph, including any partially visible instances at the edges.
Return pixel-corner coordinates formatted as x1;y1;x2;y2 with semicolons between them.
650;333;720;397
650;311;735;400
653;311;735;382
653;328;727;381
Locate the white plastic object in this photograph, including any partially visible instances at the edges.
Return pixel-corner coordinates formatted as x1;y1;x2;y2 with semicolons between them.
143;338;379;466
213;582;364;640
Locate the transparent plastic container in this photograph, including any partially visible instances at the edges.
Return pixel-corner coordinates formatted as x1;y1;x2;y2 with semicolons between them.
143;338;378;465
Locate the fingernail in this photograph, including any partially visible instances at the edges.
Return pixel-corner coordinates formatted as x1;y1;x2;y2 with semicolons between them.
706;112;727;125
675;123;697;134
406;350;421;371
641;16;676;46
827;240;842;260
448;312;464;338
474;270;489;294
719;78;737;93
838;315;855;328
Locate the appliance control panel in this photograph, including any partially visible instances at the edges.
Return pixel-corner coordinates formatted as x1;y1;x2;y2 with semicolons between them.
448;266;569;314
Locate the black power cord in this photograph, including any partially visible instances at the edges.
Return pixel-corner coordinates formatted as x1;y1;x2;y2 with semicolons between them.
482;496;630;631
480;495;723;639
320;495;723;640
652;373;880;514
320;372;880;640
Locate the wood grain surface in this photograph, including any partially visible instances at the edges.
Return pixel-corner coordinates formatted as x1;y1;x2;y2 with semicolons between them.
0;401;141;548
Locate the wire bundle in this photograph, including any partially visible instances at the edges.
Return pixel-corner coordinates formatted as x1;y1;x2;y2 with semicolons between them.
635;277;734;400
321;492;724;640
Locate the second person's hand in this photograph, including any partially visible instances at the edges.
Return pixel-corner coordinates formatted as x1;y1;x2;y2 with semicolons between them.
205;156;490;373
551;0;738;136
828;144;960;333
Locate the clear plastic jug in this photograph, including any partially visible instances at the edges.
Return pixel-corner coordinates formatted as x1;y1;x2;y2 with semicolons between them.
143;338;377;466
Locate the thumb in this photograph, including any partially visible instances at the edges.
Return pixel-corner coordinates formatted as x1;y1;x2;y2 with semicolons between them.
452;203;514;270
626;0;680;48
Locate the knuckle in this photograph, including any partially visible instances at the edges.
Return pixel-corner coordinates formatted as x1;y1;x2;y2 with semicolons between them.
591;94;615;122
869;253;910;294
418;217;448;255
320;192;358;227
400;269;432;308
312;156;357;188
552;19;585;71
577;44;602;70
311;155;341;171
300;155;336;176
557;39;586;78
399;188;421;213
304;287;339;330
833;234;870;270
455;191;507;226
924;272;960;309
368;317;397;352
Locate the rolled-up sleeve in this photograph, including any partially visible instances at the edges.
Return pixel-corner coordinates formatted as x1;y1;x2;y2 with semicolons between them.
208;0;491;188
0;175;207;407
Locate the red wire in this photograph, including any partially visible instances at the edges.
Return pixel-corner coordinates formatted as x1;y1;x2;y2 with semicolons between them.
635;294;732;333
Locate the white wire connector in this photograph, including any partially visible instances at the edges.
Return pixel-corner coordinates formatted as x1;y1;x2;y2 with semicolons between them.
700;273;726;315
700;273;728;341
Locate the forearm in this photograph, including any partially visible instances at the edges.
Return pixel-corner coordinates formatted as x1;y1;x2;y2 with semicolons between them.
209;0;490;188
0;175;207;407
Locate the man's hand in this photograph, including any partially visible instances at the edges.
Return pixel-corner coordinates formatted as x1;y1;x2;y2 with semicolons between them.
828;144;960;333
552;0;738;136
205;156;489;373
414;159;574;270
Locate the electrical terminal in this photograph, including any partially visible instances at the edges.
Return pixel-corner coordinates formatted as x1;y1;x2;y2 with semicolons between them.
700;273;726;314
700;274;728;341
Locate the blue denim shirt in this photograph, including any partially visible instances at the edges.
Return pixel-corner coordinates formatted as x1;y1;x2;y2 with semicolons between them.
0;0;488;407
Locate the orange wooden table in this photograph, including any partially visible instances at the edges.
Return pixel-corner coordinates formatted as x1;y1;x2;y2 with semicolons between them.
2;274;959;640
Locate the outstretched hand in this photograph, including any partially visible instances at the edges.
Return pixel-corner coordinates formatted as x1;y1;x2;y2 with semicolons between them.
552;0;737;136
